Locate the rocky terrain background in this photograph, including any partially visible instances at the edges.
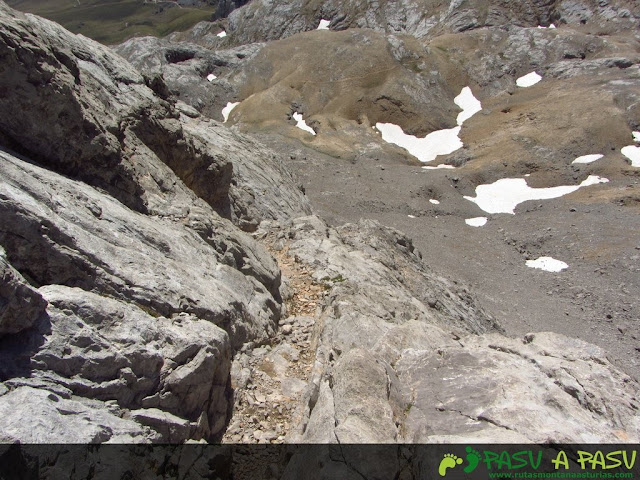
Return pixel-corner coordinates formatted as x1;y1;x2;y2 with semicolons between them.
1;0;639;463
116;0;640;377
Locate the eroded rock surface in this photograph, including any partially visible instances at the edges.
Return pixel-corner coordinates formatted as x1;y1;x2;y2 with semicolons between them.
0;250;47;336
1;0;640;454
225;0;640;44
0;2;309;230
0;0;308;443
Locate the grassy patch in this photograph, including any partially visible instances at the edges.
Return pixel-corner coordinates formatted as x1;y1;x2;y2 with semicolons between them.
7;0;217;45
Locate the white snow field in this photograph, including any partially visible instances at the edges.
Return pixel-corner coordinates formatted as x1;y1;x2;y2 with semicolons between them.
622;145;640;167
429;199;440;204
421;164;456;170
516;72;542;87
376;123;462;163
455;87;482;125
633;131;640;142
317;19;330;30
207;73;217;82
292;112;316;135
222;102;239;122
526;257;568;272
464;175;609;214
375;86;481;163
572;154;603;164
217;30;227;38
465;217;488;227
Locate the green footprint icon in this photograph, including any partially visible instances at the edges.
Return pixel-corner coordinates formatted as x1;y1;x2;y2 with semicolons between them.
439;453;463;477
464;446;481;474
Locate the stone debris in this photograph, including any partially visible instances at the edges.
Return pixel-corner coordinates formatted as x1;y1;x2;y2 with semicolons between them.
222;226;323;444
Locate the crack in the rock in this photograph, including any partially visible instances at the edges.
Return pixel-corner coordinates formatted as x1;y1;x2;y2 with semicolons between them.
435;405;519;434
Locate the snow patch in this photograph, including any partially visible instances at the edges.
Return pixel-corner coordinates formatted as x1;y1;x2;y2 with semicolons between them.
526;257;568;272
376;123;462;163
217;30;227;38
375;86;480;163
572;154;603;164
537;24;556;29
454;87;482;125
464;175;609;214
317;19;330;30
465;217;488;227
516;72;542;87
222;101;239;123
632;131;640;143
421;164;456;170
407;214;416;218
622;145;640;167
207;73;217;82
292;112;316;135
429;199;440;204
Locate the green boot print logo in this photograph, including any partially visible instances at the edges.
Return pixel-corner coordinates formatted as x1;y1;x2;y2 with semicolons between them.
438;447;482;477
464;446;481;473
438;454;463;476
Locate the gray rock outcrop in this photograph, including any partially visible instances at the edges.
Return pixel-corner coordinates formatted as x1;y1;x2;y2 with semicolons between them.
1;0;640;454
225;0;640;45
0;251;47;336
259;217;640;445
0;2;310;230
0;0;309;443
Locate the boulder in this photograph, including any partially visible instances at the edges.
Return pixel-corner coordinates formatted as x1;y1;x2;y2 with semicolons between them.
0;386;155;443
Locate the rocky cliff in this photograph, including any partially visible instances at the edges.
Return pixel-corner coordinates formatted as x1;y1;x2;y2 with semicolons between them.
0;1;307;442
1;0;639;450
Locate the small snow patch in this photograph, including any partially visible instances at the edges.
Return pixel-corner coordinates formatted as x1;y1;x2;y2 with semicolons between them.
465;217;487;227
207;73;217;82
317;19;330;30
464;175;609;214
622;145;640;167
407;214;416;218
632;131;640;143
377;123;462;163
526;256;568;272
516;72;542;87
375;87;479;163
421;164;456;170
292;112;316;136
537;24;556;29
429;199;440;204
217;30;227;38
454;87;482;125
222;101;239;123
572;154;603;164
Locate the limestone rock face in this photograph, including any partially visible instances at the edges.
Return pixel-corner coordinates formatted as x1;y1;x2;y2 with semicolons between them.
264;217;640;445
0;1;310;230
0;0;309;443
0;386;155;443
225;0;639;45
0;251;47;336
114;36;263;122
0;151;280;344
2;0;640;453
395;332;640;443
0;143;254;442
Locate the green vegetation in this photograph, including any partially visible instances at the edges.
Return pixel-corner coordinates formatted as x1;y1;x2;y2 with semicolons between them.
7;0;218;45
